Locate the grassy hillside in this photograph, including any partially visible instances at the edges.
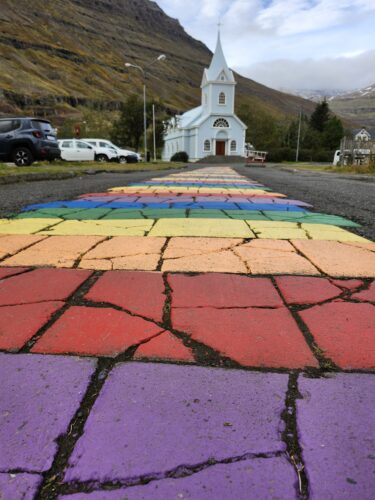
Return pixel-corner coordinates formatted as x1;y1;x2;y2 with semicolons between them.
0;0;315;132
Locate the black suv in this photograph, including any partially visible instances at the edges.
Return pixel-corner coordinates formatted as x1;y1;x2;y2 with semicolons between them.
0;117;60;166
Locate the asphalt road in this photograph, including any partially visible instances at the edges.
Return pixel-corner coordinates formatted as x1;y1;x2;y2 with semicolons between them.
0;163;374;240
0;166;197;218
235;164;375;240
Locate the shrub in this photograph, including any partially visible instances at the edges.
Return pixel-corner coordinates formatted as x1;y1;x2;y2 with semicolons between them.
171;151;189;162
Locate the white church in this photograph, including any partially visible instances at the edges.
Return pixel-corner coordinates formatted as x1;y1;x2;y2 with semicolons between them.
162;32;247;161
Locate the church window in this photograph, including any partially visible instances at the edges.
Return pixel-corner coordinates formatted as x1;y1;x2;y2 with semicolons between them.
230;140;237;152
219;92;226;105
213;118;229;128
204;140;211;152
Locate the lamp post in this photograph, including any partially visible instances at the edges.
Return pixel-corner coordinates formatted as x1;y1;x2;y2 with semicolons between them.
125;54;166;161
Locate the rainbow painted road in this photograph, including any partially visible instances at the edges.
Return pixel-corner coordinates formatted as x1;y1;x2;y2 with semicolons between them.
0;166;374;499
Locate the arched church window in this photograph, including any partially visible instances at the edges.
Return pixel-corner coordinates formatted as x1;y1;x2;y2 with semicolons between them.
204;140;211;152
219;92;226;105
230;140;237;152
213;118;229;128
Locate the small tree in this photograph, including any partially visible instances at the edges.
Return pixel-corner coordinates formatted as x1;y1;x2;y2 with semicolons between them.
110;95;144;150
310;99;330;132
322;116;344;150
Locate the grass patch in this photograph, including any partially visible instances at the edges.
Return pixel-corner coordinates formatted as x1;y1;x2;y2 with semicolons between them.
0;160;186;177
281;162;375;175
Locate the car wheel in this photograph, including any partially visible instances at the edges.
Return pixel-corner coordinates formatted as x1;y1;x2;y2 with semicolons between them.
119;156;127;164
96;154;108;163
12;147;34;166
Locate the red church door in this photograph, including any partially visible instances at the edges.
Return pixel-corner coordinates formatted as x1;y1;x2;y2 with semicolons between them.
216;141;225;156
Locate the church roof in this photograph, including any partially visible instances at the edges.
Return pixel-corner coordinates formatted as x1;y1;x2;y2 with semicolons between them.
179;106;203;127
204;32;235;83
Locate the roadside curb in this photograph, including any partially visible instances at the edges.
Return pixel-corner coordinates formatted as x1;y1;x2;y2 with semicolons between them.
0;166;190;185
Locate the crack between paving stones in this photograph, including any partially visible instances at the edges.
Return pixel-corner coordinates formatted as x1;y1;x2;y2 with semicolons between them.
156;237;170;272
34;220;65;234
271;277;339;371
0;237;50;264
19;271;104;353
288;241;326;276
281;373;309;500
72;236;112;269
34;357;116;500
56;450;284;496
162;239;246;262
0;267;35;281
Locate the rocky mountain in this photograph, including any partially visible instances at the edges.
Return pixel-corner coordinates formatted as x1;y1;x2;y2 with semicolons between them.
0;0;315;128
329;84;375;129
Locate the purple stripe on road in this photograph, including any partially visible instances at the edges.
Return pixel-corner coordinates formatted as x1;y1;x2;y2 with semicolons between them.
62;457;297;499
0;354;96;472
298;374;375;499
0;473;42;500
65;363;288;482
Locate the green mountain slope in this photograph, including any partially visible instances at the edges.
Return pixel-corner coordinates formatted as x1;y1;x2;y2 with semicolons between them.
0;0;315;126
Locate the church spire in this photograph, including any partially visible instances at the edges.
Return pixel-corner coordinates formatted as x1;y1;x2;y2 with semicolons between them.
205;30;235;83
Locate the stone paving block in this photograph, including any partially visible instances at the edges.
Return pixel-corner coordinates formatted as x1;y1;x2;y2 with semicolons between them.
32;306;166;357
162;237;247;273
292;240;375;277
65;363;288;481
247;221;308;240
298;374;375;499
0;267;29;280
149;218;255;238
0;218;60;234
102;210;145;219
62;457;296;500
331;279;364;290
189;209;229;218
79;236;166;271
0;473;42;500
233;240;320;275
172;307;318;368
265;211;359;227
0;353;96;471
1;235;105;268
0;234;47;259
0;268;92;306
85;271;165;322
351;281;375;302
299;302;375;369
0;301;64;350
39;219;154;237
302;223;370;243
169;274;283;308
224;210;269;220
134;331;195;363
275;276;342;305
142;209;187;219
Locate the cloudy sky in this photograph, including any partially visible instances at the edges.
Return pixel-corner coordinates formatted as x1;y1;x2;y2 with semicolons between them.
157;0;375;92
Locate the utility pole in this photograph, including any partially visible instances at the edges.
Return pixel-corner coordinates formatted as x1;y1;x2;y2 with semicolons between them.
125;54;166;162
153;104;156;161
296;110;302;162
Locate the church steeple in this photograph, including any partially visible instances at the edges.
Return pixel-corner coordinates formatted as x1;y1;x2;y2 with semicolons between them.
204;31;236;84
201;30;236;115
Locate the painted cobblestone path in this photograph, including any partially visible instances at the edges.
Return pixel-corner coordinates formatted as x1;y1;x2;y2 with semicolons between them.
0;167;374;499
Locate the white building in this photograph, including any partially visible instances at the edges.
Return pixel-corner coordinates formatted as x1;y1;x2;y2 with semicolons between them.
162;32;247;161
354;128;372;142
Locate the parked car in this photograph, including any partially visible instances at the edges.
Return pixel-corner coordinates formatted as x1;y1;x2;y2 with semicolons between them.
0;117;60;166
82;139;139;163
58;139;96;161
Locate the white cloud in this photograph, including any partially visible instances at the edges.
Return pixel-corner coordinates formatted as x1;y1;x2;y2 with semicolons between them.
156;0;375;90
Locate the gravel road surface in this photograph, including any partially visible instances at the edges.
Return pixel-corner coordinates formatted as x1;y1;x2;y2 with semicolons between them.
235;164;375;240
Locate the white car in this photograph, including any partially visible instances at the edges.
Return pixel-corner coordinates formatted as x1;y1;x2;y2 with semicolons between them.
58;139;118;162
83;139;139;163
58;139;96;162
80;139;119;163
